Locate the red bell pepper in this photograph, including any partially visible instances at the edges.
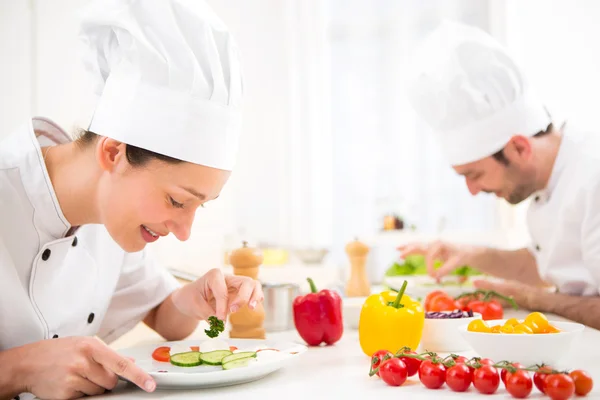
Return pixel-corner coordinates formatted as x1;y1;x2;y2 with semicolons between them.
293;277;343;346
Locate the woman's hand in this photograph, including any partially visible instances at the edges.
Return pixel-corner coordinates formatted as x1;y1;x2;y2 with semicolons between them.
171;268;264;321
12;336;155;399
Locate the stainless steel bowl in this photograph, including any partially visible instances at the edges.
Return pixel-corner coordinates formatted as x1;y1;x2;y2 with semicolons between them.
261;282;300;332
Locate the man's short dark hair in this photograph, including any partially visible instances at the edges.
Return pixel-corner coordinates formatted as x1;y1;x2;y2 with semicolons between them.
492;122;554;165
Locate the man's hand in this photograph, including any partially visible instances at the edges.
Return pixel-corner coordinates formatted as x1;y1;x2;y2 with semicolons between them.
5;336;155;400
171;268;264;321
398;241;482;281
473;279;545;310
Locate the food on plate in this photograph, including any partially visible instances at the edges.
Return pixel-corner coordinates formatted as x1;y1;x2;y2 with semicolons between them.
424;289;518;320
205;315;225;338
384;255;481;278
367;348;593;399
150;340;291;371
425;309;473;319
467;312;562;334
293;277;343;346
358;280;425;356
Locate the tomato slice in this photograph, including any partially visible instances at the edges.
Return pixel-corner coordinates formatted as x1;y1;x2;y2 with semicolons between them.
190;346;200;352
152;346;171;362
256;348;280;352
229;346;238;352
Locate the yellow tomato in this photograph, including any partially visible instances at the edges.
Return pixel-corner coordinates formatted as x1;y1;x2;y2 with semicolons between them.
513;323;534;334
500;324;514;334
468;319;491;333
504;318;520;327
541;324;562;334
524;312;549;333
491;325;502;333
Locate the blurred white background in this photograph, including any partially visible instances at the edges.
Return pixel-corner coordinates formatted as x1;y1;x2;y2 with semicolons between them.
2;0;600;282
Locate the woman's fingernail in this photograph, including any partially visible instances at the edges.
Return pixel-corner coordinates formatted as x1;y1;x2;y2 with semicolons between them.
249;300;257;309
230;304;239;313
145;380;156;391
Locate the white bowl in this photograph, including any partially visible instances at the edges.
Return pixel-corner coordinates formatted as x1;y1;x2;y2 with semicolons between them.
342;296;368;329
418;312;482;353
459;319;585;366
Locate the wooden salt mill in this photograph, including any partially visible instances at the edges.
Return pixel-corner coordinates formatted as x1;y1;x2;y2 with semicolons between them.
228;241;266;339
345;237;371;297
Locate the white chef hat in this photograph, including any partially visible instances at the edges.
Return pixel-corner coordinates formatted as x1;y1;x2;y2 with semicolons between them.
406;20;551;166
79;0;243;171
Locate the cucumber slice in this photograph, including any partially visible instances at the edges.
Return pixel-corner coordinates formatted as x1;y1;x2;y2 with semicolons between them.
170;351;202;367
222;356;255;370
199;350;233;365
221;351;257;365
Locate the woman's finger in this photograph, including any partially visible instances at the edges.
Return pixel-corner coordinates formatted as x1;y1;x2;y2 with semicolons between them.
228;278;255;312
248;281;264;310
206;268;229;320
74;375;107;397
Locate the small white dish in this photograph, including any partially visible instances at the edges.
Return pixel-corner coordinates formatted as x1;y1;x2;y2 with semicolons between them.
458;319;585;366
418;311;482;353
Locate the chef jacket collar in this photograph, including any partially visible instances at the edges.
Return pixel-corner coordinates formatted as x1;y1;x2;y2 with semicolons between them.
533;123;572;203
23;117;74;240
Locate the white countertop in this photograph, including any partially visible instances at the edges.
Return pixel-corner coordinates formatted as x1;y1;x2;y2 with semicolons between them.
87;309;600;399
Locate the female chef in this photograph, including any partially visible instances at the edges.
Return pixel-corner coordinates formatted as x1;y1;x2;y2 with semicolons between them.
0;1;260;399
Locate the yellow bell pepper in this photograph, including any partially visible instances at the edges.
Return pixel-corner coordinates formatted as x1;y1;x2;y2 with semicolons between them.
358;280;425;357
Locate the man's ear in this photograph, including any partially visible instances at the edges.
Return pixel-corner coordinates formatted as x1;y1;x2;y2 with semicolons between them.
505;135;533;162
96;137;127;172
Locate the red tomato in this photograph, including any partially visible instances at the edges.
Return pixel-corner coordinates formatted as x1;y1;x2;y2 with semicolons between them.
190;346;199;352
379;358;408;387
545;374;575;400
534;366;553;393
397;350;422;377
151;346;171;362
473;365;500;395
446;364;472;392
371;350;393;376
424;290;447;310
429;295;456;312
229;346;238;352
418;360;446;389
453;355;469;364
479;358;495;367
569;369;593;396
454;297;472;311
506;370;533;398
468;300;503;320
501;362;525;385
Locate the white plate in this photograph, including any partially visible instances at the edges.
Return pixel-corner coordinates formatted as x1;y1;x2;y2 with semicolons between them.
117;339;307;389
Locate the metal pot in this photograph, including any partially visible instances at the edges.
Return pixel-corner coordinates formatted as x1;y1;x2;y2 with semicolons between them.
261;282;300;332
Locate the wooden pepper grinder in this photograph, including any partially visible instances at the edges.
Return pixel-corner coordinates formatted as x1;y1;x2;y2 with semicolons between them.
228;241;266;339
345;237;371;297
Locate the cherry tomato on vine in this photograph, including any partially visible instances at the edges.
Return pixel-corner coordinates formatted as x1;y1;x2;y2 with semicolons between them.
446;364;472;392
468;300;503;320
473;365;500;394
506;370;533;399
534;365;553;393
379;358;408;387
397;350;422;377
545;374;575;400
371;349;393;376
501;362;525;385
419;360;446;389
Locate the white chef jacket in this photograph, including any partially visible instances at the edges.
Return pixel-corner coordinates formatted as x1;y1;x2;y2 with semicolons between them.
0;117;180;398
527;122;600;296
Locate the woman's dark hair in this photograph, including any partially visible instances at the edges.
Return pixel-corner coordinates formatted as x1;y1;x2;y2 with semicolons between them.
76;130;182;166
492;122;555;166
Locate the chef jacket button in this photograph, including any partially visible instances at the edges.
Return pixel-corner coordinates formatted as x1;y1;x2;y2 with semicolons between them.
72;236;78;247
52;334;59;338
535;244;541;251
41;249;51;261
14;396;19;400
88;313;95;324
534;195;540;202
